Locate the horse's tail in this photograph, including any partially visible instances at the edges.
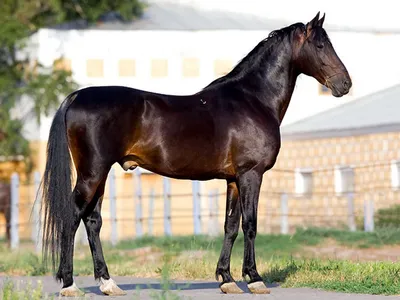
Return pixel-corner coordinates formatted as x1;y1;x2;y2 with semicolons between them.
40;91;78;273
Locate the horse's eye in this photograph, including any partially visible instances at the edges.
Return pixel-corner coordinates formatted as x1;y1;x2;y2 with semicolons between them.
317;44;324;49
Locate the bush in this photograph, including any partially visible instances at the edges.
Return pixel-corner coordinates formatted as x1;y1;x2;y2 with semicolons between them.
375;204;400;228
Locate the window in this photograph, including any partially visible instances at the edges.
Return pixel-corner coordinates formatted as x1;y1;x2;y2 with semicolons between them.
334;165;354;195
391;160;400;190
182;58;200;78
294;168;313;196
151;59;168;78
214;59;232;77
53;58;71;72
86;59;104;78
118;59;136;77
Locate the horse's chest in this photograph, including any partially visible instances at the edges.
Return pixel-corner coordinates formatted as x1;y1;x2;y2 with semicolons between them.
234;123;281;168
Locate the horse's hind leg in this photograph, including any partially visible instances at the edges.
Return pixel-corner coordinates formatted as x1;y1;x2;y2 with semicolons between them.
82;180;126;296
58;167;109;297
215;180;244;294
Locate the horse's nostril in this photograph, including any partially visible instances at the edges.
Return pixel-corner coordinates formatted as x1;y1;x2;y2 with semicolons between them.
343;80;349;89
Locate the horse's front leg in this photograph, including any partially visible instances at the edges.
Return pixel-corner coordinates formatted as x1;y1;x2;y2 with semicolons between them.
237;169;270;294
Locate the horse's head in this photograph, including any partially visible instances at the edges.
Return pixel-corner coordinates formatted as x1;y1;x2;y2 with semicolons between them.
293;12;352;97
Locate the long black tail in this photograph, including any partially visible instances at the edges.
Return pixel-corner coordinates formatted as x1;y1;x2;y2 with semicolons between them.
40;91;78;272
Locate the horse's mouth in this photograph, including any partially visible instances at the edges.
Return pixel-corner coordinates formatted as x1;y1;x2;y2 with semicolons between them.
325;81;350;98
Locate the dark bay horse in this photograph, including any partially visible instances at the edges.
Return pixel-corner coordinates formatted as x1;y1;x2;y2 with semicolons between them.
40;12;351;296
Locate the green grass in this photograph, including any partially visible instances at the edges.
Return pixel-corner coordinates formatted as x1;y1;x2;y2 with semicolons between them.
116;232;310;257
294;227;400;248
2;228;400;295
263;258;400;295
1;280;48;300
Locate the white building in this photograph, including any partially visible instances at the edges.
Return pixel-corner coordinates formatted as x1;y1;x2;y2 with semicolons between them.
24;0;400;153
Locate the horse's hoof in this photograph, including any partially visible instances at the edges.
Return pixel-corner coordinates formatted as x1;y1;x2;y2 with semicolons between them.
248;281;270;294
100;278;127;296
220;282;244;294
60;282;85;297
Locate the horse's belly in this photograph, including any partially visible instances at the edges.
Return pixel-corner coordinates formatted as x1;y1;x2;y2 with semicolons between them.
127;143;234;180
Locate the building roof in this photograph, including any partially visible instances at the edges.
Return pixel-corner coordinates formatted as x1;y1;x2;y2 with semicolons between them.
281;84;400;140
52;1;400;33
94;2;284;31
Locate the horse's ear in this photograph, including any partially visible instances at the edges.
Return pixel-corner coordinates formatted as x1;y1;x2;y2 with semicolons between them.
305;12;320;36
316;13;325;27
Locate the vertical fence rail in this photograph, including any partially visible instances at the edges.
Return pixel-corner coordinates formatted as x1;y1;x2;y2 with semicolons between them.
280;193;289;235
163;177;172;236
134;169;143;238
364;197;374;232
208;189;219;236
347;192;356;232
109;168;118;246
10;173;19;250
192;181;201;235
214;189;219;235
33;171;42;252
148;188;155;236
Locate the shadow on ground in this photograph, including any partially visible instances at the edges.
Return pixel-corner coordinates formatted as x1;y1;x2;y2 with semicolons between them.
261;261;299;284
83;281;279;295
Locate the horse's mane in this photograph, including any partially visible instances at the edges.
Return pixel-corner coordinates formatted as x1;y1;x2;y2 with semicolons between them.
203;22;305;90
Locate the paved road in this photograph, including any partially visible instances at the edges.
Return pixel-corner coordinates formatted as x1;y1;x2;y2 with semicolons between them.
1;276;398;299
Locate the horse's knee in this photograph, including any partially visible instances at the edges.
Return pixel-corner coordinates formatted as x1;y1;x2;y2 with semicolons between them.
226;231;238;242
242;221;257;239
85;212;102;234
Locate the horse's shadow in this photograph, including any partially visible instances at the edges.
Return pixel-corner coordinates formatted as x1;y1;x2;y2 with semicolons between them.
83;281;280;295
261;261;299;285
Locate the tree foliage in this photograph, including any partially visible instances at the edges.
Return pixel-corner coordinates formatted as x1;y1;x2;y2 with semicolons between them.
0;0;144;163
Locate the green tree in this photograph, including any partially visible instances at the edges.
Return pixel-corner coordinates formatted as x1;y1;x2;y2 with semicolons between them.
0;0;144;171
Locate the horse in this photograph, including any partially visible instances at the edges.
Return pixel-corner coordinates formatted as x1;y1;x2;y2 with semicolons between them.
40;12;351;296
0;182;10;246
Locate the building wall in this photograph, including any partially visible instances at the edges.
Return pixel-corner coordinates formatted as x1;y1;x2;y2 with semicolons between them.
270;131;400;231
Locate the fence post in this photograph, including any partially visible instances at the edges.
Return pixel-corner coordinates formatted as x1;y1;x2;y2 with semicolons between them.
134;169;143;238
10;172;19;250
280;193;289;235
347;192;356;232
148;188;155;236
364;198;374;232
75;221;88;246
109;168;118;246
208;189;219;236
208;190;213;236
163;177;172;236
192;181;202;235
214;189;219;235
32;171;42;252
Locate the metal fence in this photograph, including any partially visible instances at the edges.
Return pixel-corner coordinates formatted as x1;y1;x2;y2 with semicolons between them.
1;160;399;251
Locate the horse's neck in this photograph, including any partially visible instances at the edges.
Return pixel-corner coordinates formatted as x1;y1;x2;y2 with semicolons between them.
244;44;298;124
275;65;298;123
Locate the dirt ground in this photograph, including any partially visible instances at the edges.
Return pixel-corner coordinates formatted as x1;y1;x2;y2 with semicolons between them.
300;239;400;262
